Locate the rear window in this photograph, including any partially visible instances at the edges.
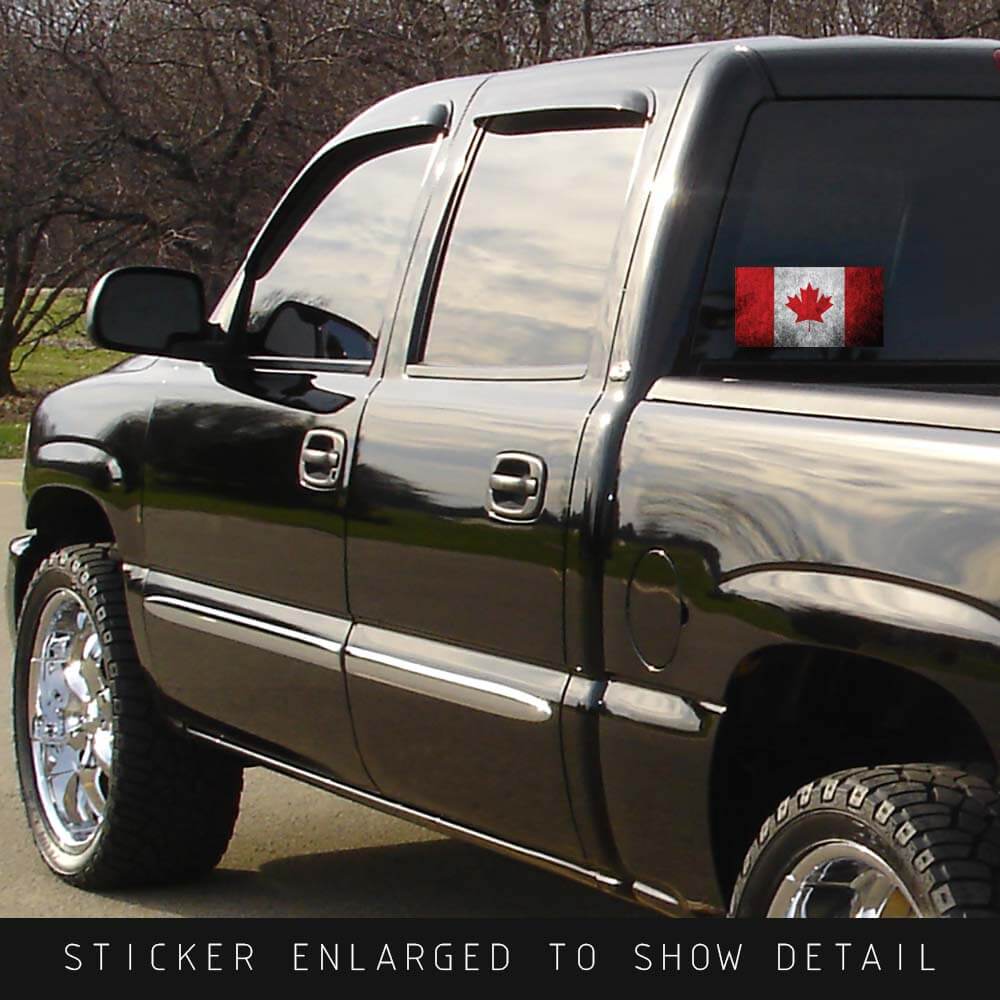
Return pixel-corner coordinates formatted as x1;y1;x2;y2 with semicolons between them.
687;100;1000;374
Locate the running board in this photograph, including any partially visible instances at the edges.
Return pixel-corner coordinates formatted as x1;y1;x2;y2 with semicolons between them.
186;727;699;916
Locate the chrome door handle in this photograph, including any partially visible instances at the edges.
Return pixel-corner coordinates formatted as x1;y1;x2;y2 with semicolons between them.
488;472;539;497
299;429;346;491
487;452;546;522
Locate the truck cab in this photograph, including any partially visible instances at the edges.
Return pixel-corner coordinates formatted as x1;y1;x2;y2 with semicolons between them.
11;37;1000;918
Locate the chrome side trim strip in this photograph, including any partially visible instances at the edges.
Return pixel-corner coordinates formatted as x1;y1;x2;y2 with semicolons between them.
603;680;702;733
405;362;586;382
563;675;605;711
344;623;563;724
133;566;351;648
699;700;727;716
145;595;343;670
126;565;351;670
347;644;553;723
121;562;148;588
633;880;683;912
187;728;623;891
248;357;372;372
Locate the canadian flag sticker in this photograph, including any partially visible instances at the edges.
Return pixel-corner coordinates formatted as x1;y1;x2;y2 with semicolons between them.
735;266;883;348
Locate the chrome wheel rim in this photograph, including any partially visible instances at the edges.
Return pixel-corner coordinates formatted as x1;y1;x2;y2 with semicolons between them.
26;589;112;852
767;840;920;918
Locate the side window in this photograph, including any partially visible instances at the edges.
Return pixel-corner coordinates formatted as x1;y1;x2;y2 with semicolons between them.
688;100;1000;374
247;142;433;363
417;125;641;373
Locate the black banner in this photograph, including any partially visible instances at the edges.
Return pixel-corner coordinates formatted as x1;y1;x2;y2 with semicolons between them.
0;917;983;985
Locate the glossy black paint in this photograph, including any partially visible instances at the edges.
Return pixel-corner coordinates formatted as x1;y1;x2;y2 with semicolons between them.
142;360;358;613
128;77;470;778
345;624;581;857
600;381;1000;907
24;354;159;561
136;359;371;777
347;378;591;667
617;382;1000;706
625;549;685;670
13;37;1000;916
344;377;596;862
340;50;699;872
138;567;371;784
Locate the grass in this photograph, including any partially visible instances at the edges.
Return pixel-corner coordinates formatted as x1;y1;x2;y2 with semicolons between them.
0;423;27;460
0;292;125;458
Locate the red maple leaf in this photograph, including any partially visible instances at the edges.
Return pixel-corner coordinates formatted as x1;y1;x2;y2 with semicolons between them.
786;282;833;323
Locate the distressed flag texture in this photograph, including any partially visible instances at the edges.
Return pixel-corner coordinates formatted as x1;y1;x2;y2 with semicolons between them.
735;266;883;348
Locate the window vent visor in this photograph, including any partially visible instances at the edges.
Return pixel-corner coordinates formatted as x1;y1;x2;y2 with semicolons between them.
475;89;653;135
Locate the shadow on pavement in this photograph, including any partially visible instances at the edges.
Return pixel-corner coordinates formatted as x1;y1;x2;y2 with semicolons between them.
99;839;645;918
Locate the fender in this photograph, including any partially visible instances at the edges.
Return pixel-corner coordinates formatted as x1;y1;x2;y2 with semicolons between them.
718;566;1000;756
9;441;142;630
31;440;126;494
25;439;136;546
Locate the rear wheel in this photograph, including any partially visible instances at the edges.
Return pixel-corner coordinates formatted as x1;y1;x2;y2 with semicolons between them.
731;764;1000;917
12;544;244;888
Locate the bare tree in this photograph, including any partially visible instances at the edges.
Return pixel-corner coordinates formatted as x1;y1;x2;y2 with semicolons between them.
3;0;999;398
0;4;152;393
29;0;504;300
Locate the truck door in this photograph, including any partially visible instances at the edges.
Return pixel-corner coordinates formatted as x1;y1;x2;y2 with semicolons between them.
136;110;450;785
344;91;649;861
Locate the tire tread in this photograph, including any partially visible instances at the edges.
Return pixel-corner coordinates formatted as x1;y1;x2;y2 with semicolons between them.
14;544;243;889
731;763;1000;917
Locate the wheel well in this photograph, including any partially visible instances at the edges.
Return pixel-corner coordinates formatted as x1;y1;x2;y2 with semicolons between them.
16;487;115;617
709;644;995;902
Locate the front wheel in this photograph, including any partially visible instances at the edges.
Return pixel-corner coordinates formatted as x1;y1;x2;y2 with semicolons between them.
12;544;244;889
732;764;1000;917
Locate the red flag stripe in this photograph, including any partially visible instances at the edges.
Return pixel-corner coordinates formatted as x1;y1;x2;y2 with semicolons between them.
844;266;884;347
734;266;774;347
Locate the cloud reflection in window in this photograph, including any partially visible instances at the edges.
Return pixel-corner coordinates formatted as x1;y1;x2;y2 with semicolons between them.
422;127;642;369
248;143;433;354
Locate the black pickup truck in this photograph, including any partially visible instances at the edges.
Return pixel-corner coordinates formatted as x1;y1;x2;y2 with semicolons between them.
11;36;1000;919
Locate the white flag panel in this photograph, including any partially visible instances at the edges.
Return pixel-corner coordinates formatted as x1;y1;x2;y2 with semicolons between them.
773;267;845;348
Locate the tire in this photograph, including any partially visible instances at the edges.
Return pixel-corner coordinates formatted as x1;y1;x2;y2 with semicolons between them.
12;544;243;889
731;764;1000;917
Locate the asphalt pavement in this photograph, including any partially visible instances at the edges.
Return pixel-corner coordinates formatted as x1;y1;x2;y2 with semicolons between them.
0;460;638;917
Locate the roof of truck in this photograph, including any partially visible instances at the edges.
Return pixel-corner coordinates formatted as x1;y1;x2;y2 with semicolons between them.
260;34;999;270
347;35;1000;140
741;34;1000;96
487;34;1000;97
